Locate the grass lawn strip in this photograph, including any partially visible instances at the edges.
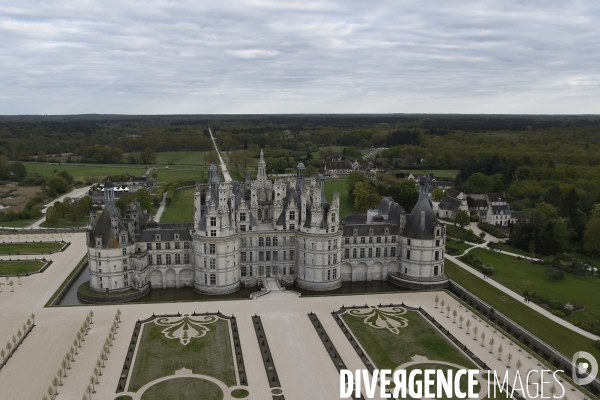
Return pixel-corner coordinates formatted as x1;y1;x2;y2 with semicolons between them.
40;216;90;228
0;242;64;255
160;186;195;223
128;317;236;392
45;255;88;306
324;179;355;218
444;260;600;361
140;377;223;400
463;248;600;328
0;260;46;275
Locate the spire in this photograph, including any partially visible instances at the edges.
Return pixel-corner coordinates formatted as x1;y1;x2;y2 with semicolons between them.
104;180;115;206
258;148;266;181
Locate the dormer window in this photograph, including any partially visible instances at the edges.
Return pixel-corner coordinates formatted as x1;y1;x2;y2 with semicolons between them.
369;229;373;235
240;213;246;222
353;229;358;235
174;233;180;240
155;234;161;241
210;217;217;227
384;228;389;235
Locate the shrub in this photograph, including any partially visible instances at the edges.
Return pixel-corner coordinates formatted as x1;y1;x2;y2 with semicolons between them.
552;310;566;317
477;222;508;238
545;267;564;281
470;213;479;222
481;265;494;276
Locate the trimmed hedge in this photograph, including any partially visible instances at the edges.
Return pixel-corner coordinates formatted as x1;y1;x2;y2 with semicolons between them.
477;222;508;239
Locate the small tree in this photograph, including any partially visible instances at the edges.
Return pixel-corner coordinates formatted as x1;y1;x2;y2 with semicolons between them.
9;280;14;291
47;385;53;398
52;376;60;394
17;329;22;342
94;367;99;383
497;344;503;360
481;332;486;347
104;338;110;353
31;313;35;324
452;309;457;322
89;310;94;324
473;325;478;340
459;315;464;328
58;368;63;384
489;337;495;353
549;384;557;398
85;384;92;399
507;352;513;368
446;305;451;318
435;295;439;309
516;359;523;371
76;332;82;347
0;348;5;363
69;347;75;361
6;341;12;355
80;326;85;341
12;335;16;346
454;210;470;229
89;376;95;392
96;359;102;375
440;300;445;313
466;319;471;333
64;355;71;369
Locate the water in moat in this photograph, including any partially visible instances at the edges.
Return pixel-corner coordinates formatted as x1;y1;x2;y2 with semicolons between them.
57;269;406;306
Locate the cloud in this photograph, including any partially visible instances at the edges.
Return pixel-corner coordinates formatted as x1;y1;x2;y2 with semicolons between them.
0;0;599;114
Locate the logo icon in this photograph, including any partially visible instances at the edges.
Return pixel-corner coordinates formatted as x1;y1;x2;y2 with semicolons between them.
572;351;598;386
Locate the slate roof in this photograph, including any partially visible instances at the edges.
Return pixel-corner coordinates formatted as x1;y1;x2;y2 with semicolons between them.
487;193;506;202
402;191;440;240
490;204;511;214
438;196;461;212
88;202;130;249
446;189;462;199
135;228;192;242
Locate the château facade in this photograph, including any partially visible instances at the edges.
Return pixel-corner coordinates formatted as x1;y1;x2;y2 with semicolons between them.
86;152;448;297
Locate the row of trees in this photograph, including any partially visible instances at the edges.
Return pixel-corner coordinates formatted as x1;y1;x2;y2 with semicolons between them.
0;314;34;369
346;172;420;213
45;196;94;224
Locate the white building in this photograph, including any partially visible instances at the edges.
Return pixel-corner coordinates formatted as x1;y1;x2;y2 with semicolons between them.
86;154;447;298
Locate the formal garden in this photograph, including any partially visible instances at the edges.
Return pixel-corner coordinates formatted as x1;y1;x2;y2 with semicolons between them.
119;314;247;400
0;260;47;276
0;241;65;255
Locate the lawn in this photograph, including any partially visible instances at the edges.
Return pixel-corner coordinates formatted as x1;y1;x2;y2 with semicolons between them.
445;241;473;256
0;242;64;255
403;169;459;179
141;378;223;400
463;248;600;328
444;260;600;361
487;242;536;258
0;217;43;228
160;187;195;223
341;308;479;398
324;179;355;218
342;308;476;370
40;216;90;228
128;317;236;392
0;260;46;275
445;224;484;244
24;163;147;181
157;152;208;166
152;168;205;185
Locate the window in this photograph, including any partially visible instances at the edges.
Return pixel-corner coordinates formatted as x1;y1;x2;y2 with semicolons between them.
210;217;217;227
369;237;373;244
156;243;162;250
289;211;295;220
165;242;171;250
328;255;331;265
345;237;350;245
334;239;338;249
259;237;264;246
434;265;439;275
331;214;336;222
353;237;357;244
327;269;331;280
203;258;207;268
175;242;180;249
384;247;388;257
184;242;190;249
435;251;440;261
360;237;365;244
283;251;287;260
406;250;411;259
289;224;295;230
333;268;337;279
289;236;296;245
156;254;162;265
266;251;271;261
184;253;190;263
360;248;365;258
352;248;357;258
210;259;216;269
210;230;216;237
266;237;271;246
333;254;337;263
407;239;411;246
148;255;153;265
391;247;396;257
209;244;216;254
241;252;247;262
385;236;388;243
273;251;278;261
249;252;253;261
121;234;126;243
249;266;253;276
289;250;295;260
290;266;295;275
259;251;264;261
273;237;278;246
146;243;152;250
391;236;396;243
241;266;247;277
376;248;381;257
175;254;181;264
345;248;350;258
166;254;172;264
376;237;382;243
122;248;127;255
436;239;440;247
210;273;216;285
240;212;246;222
240;225;246;232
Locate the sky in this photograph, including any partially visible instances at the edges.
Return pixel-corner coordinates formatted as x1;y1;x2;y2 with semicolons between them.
0;0;599;114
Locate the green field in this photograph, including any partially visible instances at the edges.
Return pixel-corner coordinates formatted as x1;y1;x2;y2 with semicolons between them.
445;224;484;244
160;187;195;223
0;217;43;228
153;168;205;184
404;169;459;179
463;248;600;327
141;378;223;400
445;241;473;255
444;260;600;361
156;151;230;166
128;318;236;392
0;242;63;255
0;260;46;275
40;216;90;228
324;179;355;218
488;242;536;258
24;163;147;181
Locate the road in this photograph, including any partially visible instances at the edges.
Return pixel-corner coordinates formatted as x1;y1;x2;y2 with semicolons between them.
154;193;167;222
208;127;231;182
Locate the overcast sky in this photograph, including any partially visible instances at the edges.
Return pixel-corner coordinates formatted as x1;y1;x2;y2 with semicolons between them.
1;0;599;114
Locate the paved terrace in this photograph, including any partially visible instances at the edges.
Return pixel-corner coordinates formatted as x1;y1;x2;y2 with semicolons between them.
0;232;589;400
